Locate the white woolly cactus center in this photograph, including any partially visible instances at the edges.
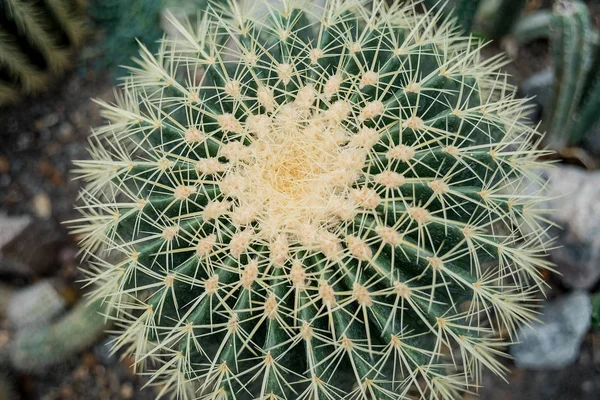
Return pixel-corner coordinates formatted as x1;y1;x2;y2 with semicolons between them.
222;94;369;238
72;1;552;399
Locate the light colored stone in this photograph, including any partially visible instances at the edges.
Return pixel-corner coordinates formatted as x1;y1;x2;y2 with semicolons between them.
521;68;553;109
31;192;52;219
0;214;31;249
0;213;65;276
542;166;600;289
7;280;65;329
511;291;591;370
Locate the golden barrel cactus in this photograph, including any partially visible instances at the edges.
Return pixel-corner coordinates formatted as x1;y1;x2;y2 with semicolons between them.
72;1;552;398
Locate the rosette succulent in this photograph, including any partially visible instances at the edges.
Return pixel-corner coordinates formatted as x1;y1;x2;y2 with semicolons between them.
72;1;552;399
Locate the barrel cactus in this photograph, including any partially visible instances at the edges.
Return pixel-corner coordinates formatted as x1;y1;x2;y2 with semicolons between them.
73;0;551;398
0;0;86;104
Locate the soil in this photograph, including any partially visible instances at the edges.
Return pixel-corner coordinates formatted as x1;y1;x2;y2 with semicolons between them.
0;5;599;400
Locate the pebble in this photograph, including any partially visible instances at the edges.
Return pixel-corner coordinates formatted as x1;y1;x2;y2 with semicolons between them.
0;213;65;276
7;280;66;329
521;68;554;110
0;156;9;174
511;291;591;370
0;214;31;248
32;192;52;219
34;113;60;131
541;166;600;289
120;382;134;399
57;122;74;142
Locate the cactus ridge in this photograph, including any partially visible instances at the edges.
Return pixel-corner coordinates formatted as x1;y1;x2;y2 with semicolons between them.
0;0;86;104
73;1;552;399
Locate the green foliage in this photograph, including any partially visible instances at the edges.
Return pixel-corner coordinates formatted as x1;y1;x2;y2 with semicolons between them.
10;300;107;370
72;1;551;399
88;0;164;79
0;0;86;105
486;0;527;39
593;293;600;328
88;0;217;79
543;0;591;149
477;0;600;149
570;42;600;145
423;0;483;32
537;0;600;149
510;10;553;45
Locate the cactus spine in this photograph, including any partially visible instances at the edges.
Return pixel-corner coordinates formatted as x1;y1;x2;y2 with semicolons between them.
423;0;482;32
0;0;86;104
486;0;527;39
73;1;551;399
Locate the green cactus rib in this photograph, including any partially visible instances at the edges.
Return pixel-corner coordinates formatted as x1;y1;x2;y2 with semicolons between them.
1;0;71;72
453;0;482;32
544;0;591;149
0;30;47;93
567;32;600;143
45;0;87;48
571;66;600;143
423;0;482;32
486;0;526;39
511;10;553;44
0;0;85;104
10;300;107;371
72;1;551;399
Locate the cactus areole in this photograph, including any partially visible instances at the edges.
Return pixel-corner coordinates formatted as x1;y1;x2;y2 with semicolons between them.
73;1;552;398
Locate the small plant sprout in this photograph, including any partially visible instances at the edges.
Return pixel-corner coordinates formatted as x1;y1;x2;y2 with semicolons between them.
72;0;553;398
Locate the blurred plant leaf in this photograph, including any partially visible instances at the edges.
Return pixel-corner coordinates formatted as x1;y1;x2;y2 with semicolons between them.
592;293;600;328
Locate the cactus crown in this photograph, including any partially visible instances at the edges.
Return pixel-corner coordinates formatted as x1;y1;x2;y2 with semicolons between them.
73;1;551;399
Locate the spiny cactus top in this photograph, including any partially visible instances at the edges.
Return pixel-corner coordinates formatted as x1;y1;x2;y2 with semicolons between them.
73;1;552;399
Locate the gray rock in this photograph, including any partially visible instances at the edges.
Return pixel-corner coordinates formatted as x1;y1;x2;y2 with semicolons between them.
0;213;65;276
160;7;189;41
7;280;66;329
541;166;600;289
582;123;600;156
521;68;554;109
511;291;591;370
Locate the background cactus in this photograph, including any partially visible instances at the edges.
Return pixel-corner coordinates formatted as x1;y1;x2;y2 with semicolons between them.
0;0;86;105
423;0;482;32
10;300;107;371
72;0;551;398
88;0;222;80
543;0;593;149
485;0;527;39
87;0;164;79
449;0;600;151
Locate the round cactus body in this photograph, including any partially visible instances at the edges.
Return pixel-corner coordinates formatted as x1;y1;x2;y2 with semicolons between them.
73;1;551;399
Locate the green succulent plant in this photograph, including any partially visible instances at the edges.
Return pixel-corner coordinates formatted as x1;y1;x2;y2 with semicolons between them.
476;0;600;150
72;0;552;399
88;0;222;80
10;300;107;371
423;0;482;32
88;0;164;79
543;0;600;149
0;0;86;104
484;0;527;39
